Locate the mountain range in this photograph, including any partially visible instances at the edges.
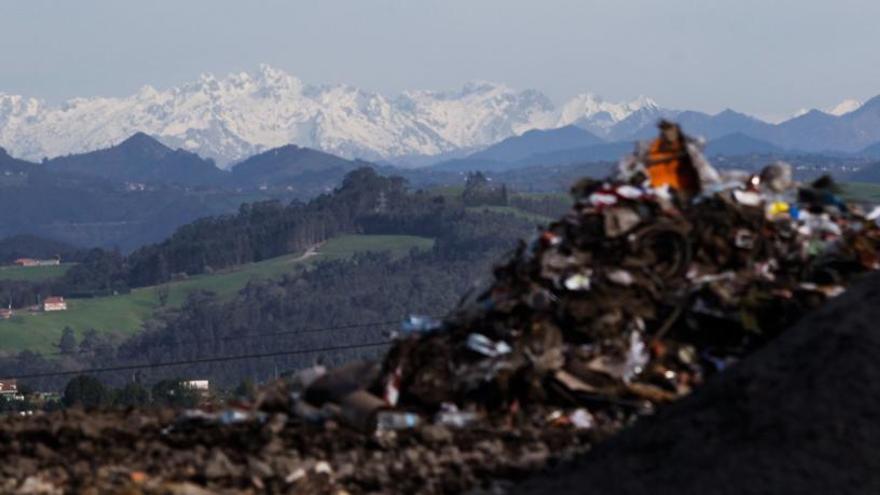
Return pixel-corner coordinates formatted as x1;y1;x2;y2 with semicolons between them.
1;65;879;167
1;128;878;251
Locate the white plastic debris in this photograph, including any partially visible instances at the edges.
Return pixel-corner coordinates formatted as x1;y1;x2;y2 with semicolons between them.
734;229;756;249
401;315;442;334
435;403;480;428
733;189;762;207
466;333;513;357
376;411;421;431
569;408;595;429
588;192;618;207
564;272;592;291
623;330;650;383
314;461;333;474
615;185;645;199
606;269;634;286
383;366;401;406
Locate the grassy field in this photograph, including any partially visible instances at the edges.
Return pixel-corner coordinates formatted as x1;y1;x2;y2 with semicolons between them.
842;182;880;203
0;235;433;354
514;191;570;201
465;205;553;224
0;263;73;282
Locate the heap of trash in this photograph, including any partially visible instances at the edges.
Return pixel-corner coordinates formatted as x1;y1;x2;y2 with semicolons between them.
514;268;880;495
362;164;880;431
4;160;880;493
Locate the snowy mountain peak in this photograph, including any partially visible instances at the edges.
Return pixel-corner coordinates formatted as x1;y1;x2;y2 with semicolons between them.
827;99;862;116
557;93;658;133
791;99;863;120
0;65;658;166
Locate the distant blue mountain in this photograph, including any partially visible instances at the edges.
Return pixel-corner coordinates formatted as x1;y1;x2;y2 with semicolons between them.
431;130;789;174
431;141;633;173
432;125;606;172
620;109;777;143
231;144;367;185
606;107;671;141
862;141;880;158
705;133;783;156
751;96;880;153
46;133;226;186
519;142;635;167
0;146;36;175
467;125;604;162
601;98;880;155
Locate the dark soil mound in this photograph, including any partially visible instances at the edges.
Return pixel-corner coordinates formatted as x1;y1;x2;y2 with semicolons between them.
516;271;880;495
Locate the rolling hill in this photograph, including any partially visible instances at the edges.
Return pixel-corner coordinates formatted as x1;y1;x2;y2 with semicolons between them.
0;234;434;354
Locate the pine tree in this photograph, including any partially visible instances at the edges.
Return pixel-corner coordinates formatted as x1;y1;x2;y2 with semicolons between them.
58;326;77;355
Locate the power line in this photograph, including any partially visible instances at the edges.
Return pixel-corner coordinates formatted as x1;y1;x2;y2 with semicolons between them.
46;314;445;358
9;340;391;380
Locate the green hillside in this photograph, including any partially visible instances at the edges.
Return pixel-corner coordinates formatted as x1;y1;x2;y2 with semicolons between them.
0;235;433;354
465;205;552;223
842;182;880;203
0;263;73;282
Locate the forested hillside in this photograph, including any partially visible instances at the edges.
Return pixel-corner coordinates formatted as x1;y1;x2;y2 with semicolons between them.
0;167;553;391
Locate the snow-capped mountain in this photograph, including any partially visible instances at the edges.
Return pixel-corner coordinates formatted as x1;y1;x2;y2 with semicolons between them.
791;99;863;120
558;93;659;136
0;65;656;166
827;99;862;116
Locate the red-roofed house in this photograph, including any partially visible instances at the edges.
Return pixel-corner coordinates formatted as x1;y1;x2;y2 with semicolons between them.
0;379;17;395
13;257;60;267
43;297;67;312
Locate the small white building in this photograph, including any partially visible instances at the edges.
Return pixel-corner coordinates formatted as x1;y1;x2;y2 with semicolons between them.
182;380;210;396
43;297;67;312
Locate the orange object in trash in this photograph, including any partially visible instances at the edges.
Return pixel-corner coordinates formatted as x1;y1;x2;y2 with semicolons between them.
645;138;698;193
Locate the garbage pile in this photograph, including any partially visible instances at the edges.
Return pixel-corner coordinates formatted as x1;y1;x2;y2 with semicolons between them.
4;164;880;494
352;166;880;442
514;269;880;495
270;165;880;491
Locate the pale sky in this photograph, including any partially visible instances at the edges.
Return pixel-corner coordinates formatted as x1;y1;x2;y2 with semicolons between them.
1;0;878;120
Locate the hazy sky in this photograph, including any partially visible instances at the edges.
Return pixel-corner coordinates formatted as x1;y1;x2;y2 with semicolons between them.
1;0;878;120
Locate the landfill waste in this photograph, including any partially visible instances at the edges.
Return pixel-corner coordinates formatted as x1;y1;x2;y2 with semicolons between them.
375;167;880;429
3;155;880;493
514;270;880;495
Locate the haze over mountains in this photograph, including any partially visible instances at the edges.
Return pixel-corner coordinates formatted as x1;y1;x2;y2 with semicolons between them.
2;65;878;167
